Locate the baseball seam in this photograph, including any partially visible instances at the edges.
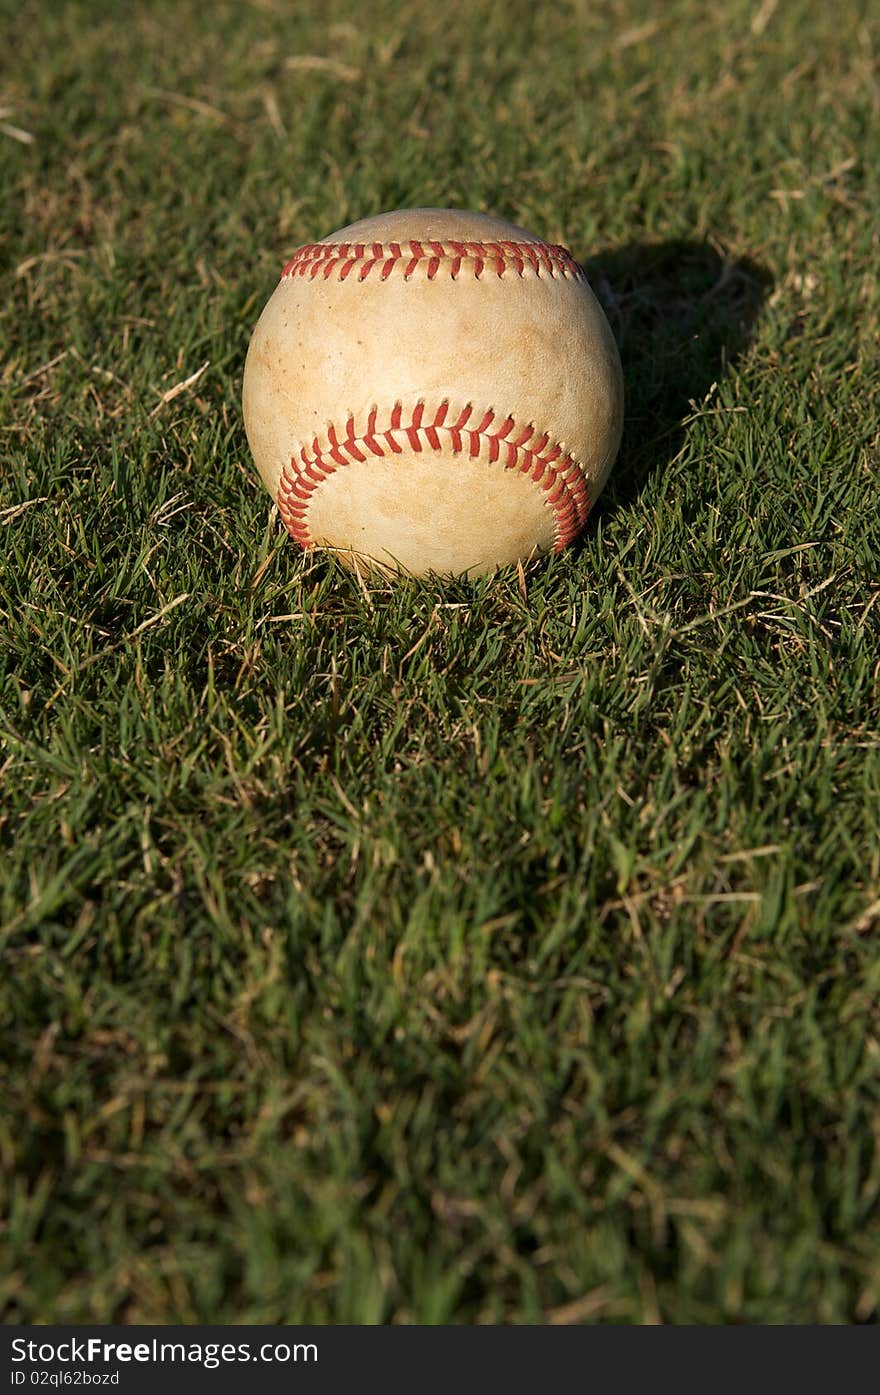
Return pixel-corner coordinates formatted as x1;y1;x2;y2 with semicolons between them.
282;239;584;283
276;400;591;556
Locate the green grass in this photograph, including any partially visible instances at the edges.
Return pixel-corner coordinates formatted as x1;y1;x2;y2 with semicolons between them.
1;0;879;1324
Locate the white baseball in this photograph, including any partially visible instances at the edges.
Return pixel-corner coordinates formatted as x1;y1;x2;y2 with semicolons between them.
243;208;623;578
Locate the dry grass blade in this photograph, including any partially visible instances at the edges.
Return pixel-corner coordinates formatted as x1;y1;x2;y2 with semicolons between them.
0;119;35;144
149;362;210;417
1;497;48;524
140;85;230;123
284;55;360;81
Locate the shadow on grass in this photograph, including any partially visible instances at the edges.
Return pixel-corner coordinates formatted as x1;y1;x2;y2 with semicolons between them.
579;239;774;512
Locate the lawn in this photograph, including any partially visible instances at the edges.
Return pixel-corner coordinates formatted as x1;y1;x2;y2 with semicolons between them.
1;0;879;1323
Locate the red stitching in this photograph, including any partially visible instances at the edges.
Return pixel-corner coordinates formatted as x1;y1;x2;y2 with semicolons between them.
281;239;583;283
276;400;591;554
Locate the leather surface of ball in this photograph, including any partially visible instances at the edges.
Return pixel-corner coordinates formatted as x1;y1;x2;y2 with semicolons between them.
242;208;623;578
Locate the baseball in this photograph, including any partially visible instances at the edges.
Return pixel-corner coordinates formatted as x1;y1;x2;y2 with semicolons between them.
242;208;623;578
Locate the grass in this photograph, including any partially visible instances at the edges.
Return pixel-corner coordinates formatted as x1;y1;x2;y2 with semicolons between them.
1;0;879;1324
